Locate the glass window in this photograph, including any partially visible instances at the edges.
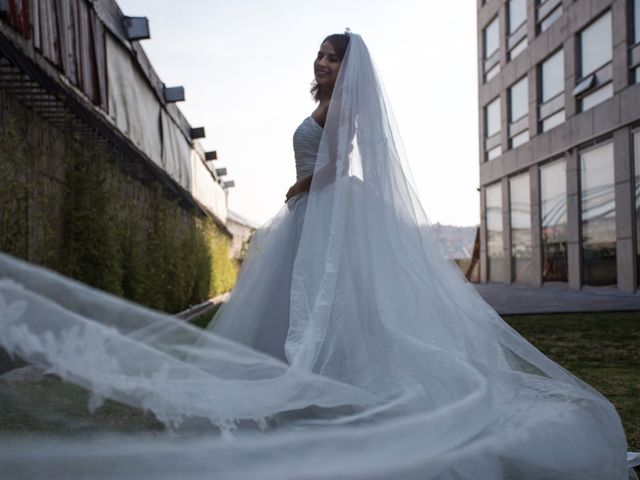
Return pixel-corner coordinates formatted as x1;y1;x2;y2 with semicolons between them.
539;5;562;32
486;63;501;82
540;159;568;282
581;82;613;111
542;109;565;132
509;38;528;60
635;0;640;43
511;130;529;148
635;132;640;285
484;17;499;58
579;11;612;78
508;0;527;33
486;183;505;283
488;145;502;161
509;77;528;122
485;97;501;137
511;130;530;148
509;77;529;148
580;143;616;286
540;49;564;102
509;173;532;283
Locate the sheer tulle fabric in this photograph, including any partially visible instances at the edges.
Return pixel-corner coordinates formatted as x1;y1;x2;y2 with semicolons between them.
0;34;635;479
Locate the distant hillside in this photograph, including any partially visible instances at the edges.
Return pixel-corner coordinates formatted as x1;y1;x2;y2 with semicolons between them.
429;223;479;260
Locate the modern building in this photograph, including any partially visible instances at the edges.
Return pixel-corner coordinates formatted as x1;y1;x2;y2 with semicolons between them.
477;0;640;291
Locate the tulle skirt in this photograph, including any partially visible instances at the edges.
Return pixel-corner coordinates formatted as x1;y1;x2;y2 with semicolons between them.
211;191;309;363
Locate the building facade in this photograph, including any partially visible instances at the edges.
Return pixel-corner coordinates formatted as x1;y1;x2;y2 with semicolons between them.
477;0;640;291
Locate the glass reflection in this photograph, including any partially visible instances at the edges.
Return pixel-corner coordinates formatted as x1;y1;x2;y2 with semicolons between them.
541;50;564;102
486;183;505;282
484;17;499;58
635;0;640;43
540;5;562;32
486;97;501;137
634;132;640;286
510;173;532;283
509;77;528;122
541;159;567;282
509;0;527;33
581;143;616;286
579;11;612;78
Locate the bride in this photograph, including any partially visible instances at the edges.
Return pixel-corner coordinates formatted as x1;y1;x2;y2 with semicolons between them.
0;32;637;479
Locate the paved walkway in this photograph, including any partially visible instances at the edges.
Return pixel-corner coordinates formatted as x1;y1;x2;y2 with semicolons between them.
471;282;640;315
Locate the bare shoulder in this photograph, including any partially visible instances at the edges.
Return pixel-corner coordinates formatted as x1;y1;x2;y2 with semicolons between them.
311;103;329;128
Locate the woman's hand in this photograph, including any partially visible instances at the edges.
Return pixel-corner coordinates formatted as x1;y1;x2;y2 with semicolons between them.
285;175;313;202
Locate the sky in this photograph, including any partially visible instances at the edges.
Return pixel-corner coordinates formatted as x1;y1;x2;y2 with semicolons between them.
119;0;480;227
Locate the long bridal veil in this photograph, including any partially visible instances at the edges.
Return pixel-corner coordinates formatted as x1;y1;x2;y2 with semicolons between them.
0;34;635;479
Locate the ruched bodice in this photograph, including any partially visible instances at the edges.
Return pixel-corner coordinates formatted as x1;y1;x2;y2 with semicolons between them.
293;116;323;181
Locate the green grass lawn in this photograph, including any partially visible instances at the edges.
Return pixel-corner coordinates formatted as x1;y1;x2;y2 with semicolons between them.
0;378;163;434
504;311;640;453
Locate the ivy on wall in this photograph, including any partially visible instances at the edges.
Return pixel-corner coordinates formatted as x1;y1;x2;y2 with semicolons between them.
62;145;125;297
0;90;237;314
0;116;29;260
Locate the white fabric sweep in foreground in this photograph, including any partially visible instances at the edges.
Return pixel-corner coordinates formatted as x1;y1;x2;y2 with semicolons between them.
0;33;637;479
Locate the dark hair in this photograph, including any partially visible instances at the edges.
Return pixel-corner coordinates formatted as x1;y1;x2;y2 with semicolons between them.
311;33;351;102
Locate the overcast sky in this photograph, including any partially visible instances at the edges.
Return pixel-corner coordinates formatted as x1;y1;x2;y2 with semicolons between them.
120;0;480;227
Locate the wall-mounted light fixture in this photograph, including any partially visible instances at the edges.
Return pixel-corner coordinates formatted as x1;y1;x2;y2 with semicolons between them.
205;151;218;161
222;180;235;189
190;127;206;139
164;86;185;103
123;17;150;41
215;167;227;176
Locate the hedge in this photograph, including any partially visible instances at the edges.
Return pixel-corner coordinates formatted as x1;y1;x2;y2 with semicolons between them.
0;90;237;314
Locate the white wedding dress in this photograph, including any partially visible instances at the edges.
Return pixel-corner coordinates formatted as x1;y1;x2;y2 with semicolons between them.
0;33;637;479
210;115;323;363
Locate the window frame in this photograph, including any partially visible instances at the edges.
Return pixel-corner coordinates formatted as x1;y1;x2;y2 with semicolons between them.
484;96;502;161
508;0;527;34
632;128;640;285
508;76;530;149
629;0;640;83
484;16;500;59
539;156;568;283
507;0;528;61
483;16;501;82
579;140;617;287
538;49;565;133
537;0;562;33
485;182;506;283
574;10;613;111
509;171;533;284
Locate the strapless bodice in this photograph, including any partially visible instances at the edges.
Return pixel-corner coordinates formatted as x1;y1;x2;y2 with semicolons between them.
293;116;323;181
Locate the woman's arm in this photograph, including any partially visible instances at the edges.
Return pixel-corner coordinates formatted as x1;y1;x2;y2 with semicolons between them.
284;100;357;202
285;174;313;202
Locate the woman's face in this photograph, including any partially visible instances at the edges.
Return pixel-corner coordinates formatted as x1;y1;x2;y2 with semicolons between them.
314;41;341;92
